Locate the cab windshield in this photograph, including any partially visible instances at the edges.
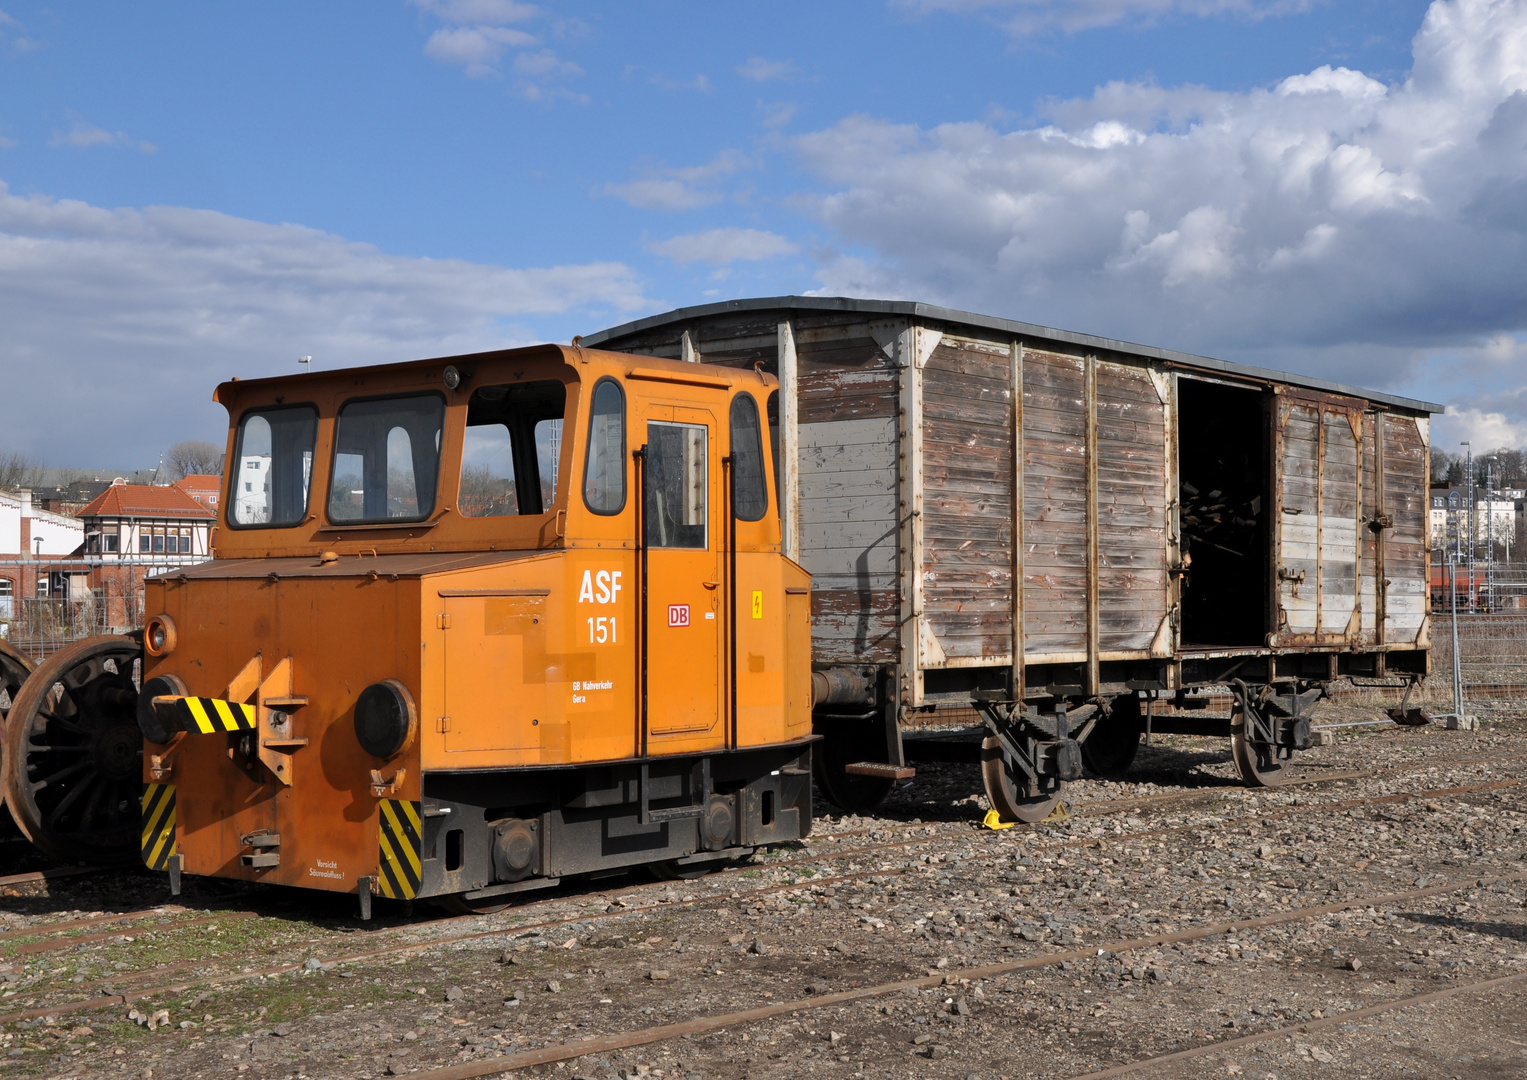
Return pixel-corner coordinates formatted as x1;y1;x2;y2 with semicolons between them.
328;394;446;524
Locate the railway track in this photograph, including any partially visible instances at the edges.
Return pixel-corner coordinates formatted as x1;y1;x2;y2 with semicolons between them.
1;765;1518;1028
347;867;1527;1080
0;737;1510;991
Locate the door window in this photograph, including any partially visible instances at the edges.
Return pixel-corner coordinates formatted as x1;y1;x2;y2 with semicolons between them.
645;422;708;549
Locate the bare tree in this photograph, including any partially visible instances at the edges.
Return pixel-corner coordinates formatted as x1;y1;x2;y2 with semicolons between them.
0;449;44;492
166;440;225;479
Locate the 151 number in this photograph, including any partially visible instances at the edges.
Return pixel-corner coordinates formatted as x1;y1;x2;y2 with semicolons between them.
588;616;617;644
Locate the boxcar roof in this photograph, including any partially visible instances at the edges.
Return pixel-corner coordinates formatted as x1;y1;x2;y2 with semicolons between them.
582;295;1444;416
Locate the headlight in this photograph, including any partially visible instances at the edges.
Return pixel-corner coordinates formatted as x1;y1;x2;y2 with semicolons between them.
354;680;417;758
144;615;177;657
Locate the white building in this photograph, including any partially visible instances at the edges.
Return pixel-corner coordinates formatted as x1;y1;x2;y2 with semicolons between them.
0;489;86;621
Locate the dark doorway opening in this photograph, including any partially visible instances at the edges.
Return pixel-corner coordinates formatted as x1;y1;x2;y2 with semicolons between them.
1178;380;1270;647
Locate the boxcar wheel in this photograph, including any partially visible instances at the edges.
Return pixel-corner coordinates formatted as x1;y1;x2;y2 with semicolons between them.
1081;696;1142;779
980;736;1062;824
813;721;893;813
1230;719;1292;787
2;636;144;865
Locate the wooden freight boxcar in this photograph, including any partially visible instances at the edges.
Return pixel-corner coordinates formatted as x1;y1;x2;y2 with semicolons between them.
585;298;1441;821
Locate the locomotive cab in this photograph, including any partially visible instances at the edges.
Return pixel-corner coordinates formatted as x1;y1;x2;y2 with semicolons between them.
137;345;814;912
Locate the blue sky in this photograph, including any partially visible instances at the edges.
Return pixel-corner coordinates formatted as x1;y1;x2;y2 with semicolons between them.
1;0;1523;467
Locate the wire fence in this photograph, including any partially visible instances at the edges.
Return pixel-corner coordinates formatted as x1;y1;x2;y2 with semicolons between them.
0;557;208;662
1420;613;1527;715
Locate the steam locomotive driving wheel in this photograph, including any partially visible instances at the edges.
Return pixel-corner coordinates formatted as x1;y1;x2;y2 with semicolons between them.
0;639;32;727
2;636;144;865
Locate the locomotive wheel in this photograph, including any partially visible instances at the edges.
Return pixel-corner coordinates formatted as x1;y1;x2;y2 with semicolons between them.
812;721;893;813
980;736;1061;824
0;640;32;723
2;636;144;865
434;894;512;915
649;848;754;880
1230;718;1292;787
1081;696;1143;779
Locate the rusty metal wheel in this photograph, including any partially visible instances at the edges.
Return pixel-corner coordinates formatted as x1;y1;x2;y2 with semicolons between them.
980;736;1062;824
1081;696;1142;779
2;636;144;865
433;894;512;915
1230;717;1293;787
0;639;32;726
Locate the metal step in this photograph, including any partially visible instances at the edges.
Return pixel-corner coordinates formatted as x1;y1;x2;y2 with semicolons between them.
844;762;916;780
647;804;704;822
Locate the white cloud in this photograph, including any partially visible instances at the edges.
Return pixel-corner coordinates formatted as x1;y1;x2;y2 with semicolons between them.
423;25;536;76
0;182;648;464
791;0;1527;405
602;151;750;210
894;0;1311;35
759;101;799;128
737;57;800;83
647;228;800;266
411;0;582;96
649;71;714;94
48;117;156;153
0;135;15;150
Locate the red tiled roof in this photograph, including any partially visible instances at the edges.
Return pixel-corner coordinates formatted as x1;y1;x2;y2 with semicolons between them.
78;484;216;520
175;474;221;493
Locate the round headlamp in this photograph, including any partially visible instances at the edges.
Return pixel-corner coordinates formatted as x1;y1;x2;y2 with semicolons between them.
144;615;177;657
354;680;417;759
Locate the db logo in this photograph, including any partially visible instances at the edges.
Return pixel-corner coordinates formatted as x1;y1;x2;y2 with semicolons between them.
667;604;690;627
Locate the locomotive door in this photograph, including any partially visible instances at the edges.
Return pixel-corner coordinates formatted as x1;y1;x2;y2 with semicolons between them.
641;410;724;750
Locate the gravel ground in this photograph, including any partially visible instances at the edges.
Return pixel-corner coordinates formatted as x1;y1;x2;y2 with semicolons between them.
0;708;1523;1080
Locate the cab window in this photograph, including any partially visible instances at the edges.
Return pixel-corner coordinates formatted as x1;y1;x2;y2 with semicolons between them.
328;394;445;523
459;380;566;517
582;379;626;515
767;390;782;518
730;394;768;522
229;405;317;528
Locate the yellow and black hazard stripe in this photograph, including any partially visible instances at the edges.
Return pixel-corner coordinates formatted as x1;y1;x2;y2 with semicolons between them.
141;783;177;871
377;799;422;900
177;696;257;733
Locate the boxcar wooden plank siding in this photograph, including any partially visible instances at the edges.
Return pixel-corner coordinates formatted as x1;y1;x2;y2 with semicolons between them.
1094;362;1169;654
922;338;1016;662
1022;351;1090;658
1360;413;1380;644
1384;414;1429;644
1279;403;1322;638
1319;409;1361;637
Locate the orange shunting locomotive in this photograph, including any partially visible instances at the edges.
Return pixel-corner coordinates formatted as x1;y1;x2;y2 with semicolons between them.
135;345;814;914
